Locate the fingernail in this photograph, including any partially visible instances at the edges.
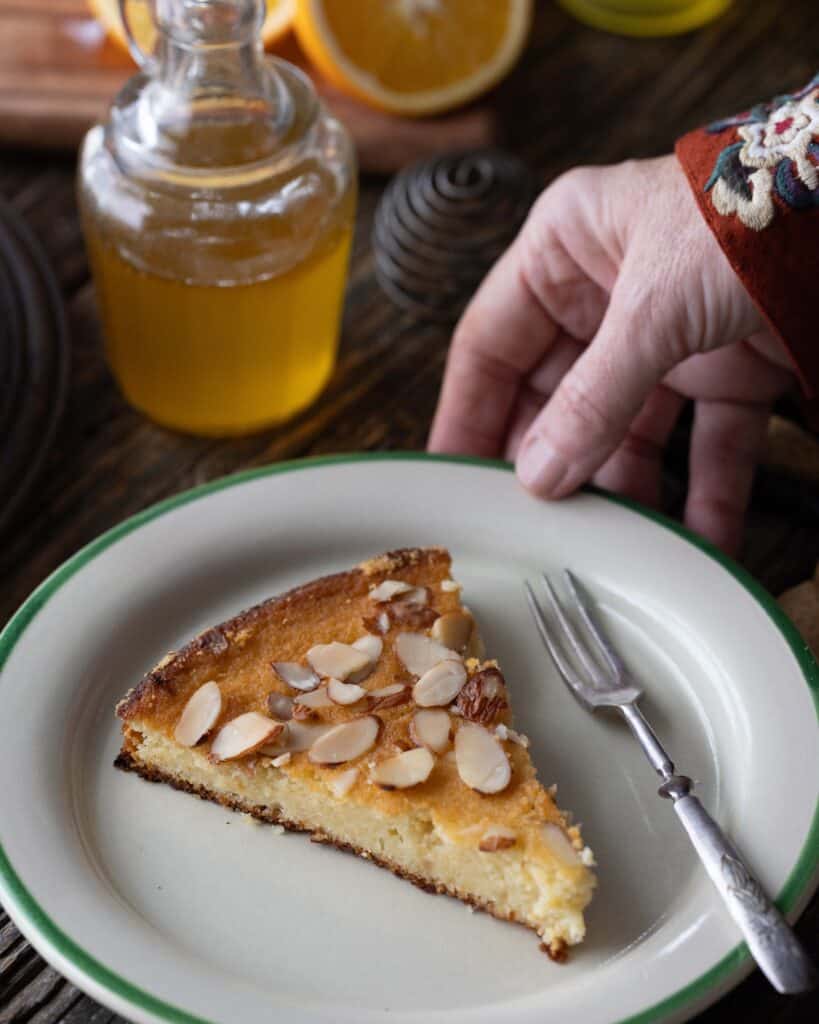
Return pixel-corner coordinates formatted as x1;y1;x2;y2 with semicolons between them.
517;436;568;495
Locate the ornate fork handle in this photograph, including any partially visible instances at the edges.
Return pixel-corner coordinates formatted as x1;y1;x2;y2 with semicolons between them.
627;707;817;994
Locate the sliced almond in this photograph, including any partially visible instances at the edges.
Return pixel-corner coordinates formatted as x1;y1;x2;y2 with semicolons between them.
410;709;452;753
327;677;366;705
272;662;320;692
328;767;359;798
270;752;291;768
308;715;381;765
352;633;383;662
306;642;370;681
210;712;284;762
293;686;334;717
454;722;511;794
174;681;222;747
367;683;411;711
260;720;333;756
395;632;461;678
386;601;439;629
369;579;413;602
431;611;474;653
371;747;435;790
541;822;581;866
495;723;529;747
479;826;517;852
266;692;294;720
401;586;428;606
440;579;461;592
413;659;467;707
454;668;508;726
362;611;391;635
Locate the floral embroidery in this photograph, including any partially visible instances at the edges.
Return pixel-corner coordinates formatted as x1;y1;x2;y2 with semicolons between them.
704;74;819;230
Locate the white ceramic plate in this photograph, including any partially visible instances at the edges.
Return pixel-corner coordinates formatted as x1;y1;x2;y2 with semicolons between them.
1;454;817;1024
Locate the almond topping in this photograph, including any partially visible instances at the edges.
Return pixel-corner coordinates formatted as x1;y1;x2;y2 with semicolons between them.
367;683;411;711
453;668;508;726
395;632;461;677
369;580;413;602
454;722;511;794
440;579;460;592
430;611;474;654
266;692;294;720
328;767;359;798
174;681;222;747
308;715;381;765
385;602;439;629
479;826;517;852
541;823;581;866
292;686;334;717
413;659;467;707
327;677;366;705
306;642;371;681
371;747;435;790
272;662;320;692
409;709;451;753
261;720;333;755
362;611;391;635
210;712;283;762
270;752;291;768
401;586;428;606
495;723;529;747
352;633;383;662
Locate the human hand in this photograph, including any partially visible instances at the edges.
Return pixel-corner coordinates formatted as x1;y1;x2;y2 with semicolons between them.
428;155;797;555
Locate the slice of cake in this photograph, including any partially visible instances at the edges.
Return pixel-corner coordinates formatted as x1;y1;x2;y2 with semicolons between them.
115;547;595;956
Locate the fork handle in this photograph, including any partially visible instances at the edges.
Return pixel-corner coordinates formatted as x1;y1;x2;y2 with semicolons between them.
659;777;816;993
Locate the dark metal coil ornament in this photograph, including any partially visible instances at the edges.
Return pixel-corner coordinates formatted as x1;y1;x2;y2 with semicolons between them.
373;149;539;323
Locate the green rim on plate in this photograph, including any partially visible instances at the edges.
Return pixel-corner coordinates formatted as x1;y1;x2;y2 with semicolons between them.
1;453;817;1024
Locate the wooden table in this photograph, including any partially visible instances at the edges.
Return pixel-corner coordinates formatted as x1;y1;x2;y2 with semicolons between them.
2;1;818;1020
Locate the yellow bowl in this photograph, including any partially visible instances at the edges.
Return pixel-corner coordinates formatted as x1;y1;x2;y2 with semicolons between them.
556;0;733;37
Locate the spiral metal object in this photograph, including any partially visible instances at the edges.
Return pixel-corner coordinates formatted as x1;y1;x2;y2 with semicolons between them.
373;149;539;323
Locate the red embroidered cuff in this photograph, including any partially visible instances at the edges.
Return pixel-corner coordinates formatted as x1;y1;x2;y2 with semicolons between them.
675;75;819;397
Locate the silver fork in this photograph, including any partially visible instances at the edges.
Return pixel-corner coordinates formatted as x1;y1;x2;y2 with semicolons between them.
525;570;816;995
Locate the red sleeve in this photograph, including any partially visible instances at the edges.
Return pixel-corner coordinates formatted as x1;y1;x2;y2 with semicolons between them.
675;74;819;397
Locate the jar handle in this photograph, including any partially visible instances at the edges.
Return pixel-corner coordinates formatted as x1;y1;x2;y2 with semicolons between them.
117;0;157;73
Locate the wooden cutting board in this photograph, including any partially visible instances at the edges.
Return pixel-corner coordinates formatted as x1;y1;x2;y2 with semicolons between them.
0;0;496;173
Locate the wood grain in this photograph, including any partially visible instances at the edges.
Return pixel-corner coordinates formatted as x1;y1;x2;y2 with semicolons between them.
1;0;819;1021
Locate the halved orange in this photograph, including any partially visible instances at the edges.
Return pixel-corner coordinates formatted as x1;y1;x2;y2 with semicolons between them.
293;0;532;116
87;0;295;58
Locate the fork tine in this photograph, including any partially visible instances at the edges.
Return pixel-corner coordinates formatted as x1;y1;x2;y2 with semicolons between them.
539;573;606;682
563;569;624;677
524;581;591;702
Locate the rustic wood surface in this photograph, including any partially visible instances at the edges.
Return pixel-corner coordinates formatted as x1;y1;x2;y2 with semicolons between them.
1;0;818;1021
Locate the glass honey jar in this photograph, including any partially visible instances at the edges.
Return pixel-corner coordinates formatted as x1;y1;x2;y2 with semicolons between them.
79;0;356;436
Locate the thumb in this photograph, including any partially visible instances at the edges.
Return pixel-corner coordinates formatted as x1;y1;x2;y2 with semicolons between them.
515;285;683;498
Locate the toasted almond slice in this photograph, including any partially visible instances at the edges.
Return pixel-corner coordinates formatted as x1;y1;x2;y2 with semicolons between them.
395;632;461;677
541;822;581;866
479;826;517;852
327;677;366;705
401;586;428;606
308;715;381;765
271;752;291;768
306;642;371;681
369;579;413;602
441;579;461;592
430;611;474;653
352;633;383;662
210;712;283;762
413;659;467;707
410;709;452;753
293;685;334;713
328;767;359;798
174;681;222;747
367;683;411;711
371;747;435;790
495;722;529;747
267;692;294;720
272;661;320;692
454;722;511;794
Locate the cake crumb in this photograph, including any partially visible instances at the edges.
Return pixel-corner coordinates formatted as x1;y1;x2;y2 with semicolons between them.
270;824;286;836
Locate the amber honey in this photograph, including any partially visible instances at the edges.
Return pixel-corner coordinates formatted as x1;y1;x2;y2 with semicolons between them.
86;223;353;436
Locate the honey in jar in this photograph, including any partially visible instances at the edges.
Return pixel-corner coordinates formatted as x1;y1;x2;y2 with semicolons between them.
79;0;356;436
